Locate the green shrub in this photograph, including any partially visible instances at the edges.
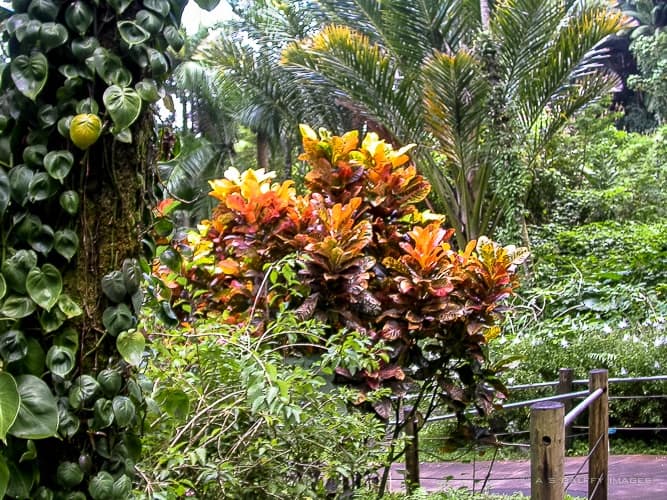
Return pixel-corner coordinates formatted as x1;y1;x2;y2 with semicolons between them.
136;314;388;499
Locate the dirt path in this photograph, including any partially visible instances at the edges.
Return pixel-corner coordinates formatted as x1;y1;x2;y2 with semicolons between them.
388;455;667;498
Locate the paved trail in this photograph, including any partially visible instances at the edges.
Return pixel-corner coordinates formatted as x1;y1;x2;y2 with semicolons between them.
389;455;667;499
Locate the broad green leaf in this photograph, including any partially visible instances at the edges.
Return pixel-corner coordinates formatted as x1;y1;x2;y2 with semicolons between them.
101;270;127;302
68;375;99;409
112;475;132;498
144;0;170;16
64;1;93;35
37;104;58;128
55;327;78;352
56;461;83;488
45;345;75;377
154;387;189;420
57;407;79;438
92;399;114;429
39;22;68;51
0;167;9;218
89;471;114;500
136;9;163;34
70;36;99;60
2;249;37;293
57;115;73;137
102;303;134;336
39;307;65;333
10;53;48;101
54;229;79;261
0;296;36;319
91;48;131;86
135;78;161;103
19;439;37;462
28;223;54;255
116;20;150;47
193;0;221;11
111;396;135;427
76;97;99;114
0;275;5;301
9;374;59;439
116;330;144;365
113;127;132;143
15;19;41;43
14;213;42;242
122;258;141;294
5;14;29;35
0;329;28;363
21;338;46;376
28;171;59;201
57;294;82;318
43;150;74;181
0;372;20;443
97;369;122;397
22;144;47;167
147;48;169;77
8;165;34;206
28;0;59;21
26;263;62;311
103;85;141;130
163;25;184;51
59;190;80;215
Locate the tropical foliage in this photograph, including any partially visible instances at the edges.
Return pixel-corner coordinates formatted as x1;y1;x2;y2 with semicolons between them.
151;126;528;433
281;0;626;245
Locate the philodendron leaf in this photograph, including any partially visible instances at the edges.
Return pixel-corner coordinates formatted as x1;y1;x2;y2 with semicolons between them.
116;330;144;366
101;270;127;302
0;296;36;319
112;396;135;427
193;0;221;11
108;0;132;15
163;25;184;51
64;1;93;35
103;85;141;131
116;20;150;47
144;0;170;17
39;22;69;51
0;372;20;444
135;79;161;103
9;374;59;439
45;345;75;377
102;304;134;336
2;249;37;293
10;53;48;101
8;165;33;206
44;150;74;181
0;275;6;301
28;0;59;21
26;263;62;311
57;294;82;319
54;229;79;261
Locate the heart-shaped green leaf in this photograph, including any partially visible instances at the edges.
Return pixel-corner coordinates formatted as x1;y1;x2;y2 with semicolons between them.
76;97;99;114
103;304;135;336
57;294;82;319
0;373;20;444
54;228;79;261
103;85;141;131
5;14;29;36
111;395;135;427
122;258;141;294
135;78;161;103
59;190;79;215
92;399;114;429
54;327;78;352
15;19;41;44
91;48;131;86
9;374;58;439
26;263;62;311
117;20;150;47
144;0;170;16
70;36;99;60
163;25;184;51
21;338;46;377
116;330;144;365
39;307;65;333
147;48;169;77
194;0;221;11
28;171;58;201
10;53;48;101
64;1;93;35
46;345;75;377
22;144;47;167
68;375;99;409
44;150;74;181
0;329;28;364
113;128;132;143
101;270;127;302
0;296;36;319
28;0;59;21
2;250;37;293
28;224;54;256
8;165;34;206
37;104;58;128
39;22;69;51
136;9;163;34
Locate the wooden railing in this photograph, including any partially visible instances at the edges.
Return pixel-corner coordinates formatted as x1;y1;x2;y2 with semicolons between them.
396;369;667;499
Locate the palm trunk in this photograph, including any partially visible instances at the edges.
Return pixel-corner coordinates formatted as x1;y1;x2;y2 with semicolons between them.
480;0;491;30
257;131;270;170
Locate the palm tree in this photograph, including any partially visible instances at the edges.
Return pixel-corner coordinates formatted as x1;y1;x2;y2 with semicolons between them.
282;0;625;246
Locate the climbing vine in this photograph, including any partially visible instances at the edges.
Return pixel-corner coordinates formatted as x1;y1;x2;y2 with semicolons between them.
0;0;218;497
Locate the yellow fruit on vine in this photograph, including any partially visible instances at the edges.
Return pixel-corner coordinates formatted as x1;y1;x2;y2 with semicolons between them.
69;114;102;150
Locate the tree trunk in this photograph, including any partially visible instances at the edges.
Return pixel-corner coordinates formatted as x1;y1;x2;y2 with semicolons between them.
257;131;271;170
480;0;491;31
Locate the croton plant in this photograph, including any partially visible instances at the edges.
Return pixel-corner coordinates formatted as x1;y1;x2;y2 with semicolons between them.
153;125;528;419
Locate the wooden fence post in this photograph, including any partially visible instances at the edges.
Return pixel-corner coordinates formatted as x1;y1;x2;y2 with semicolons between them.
403;406;420;493
557;368;574;449
588;369;609;500
530;401;564;500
